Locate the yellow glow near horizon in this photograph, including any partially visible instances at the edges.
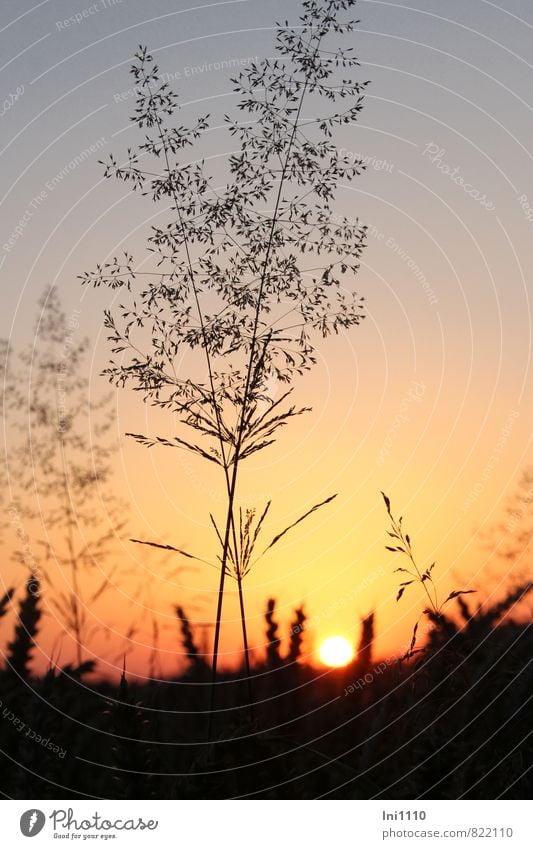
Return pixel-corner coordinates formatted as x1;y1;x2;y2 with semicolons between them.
319;635;354;667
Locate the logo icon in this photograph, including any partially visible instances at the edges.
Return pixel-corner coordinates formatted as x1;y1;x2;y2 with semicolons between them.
20;810;46;837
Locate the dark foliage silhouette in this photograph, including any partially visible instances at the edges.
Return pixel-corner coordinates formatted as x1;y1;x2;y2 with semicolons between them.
6;574;41;680
0;574;530;798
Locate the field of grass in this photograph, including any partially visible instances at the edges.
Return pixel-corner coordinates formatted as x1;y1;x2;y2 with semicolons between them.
1;578;530;799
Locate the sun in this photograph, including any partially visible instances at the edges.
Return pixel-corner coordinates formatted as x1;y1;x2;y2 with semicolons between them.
319;635;354;668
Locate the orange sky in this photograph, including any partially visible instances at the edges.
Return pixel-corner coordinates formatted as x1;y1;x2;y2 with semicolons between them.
2;0;533;679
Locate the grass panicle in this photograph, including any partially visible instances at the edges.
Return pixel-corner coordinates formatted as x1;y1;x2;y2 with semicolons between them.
382;492;475;658
83;0;369;739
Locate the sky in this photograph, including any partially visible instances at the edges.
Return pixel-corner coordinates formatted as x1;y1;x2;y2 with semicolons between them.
1;0;532;679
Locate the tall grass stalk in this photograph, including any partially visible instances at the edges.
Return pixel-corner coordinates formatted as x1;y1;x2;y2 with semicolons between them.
83;0;369;739
382;492;475;657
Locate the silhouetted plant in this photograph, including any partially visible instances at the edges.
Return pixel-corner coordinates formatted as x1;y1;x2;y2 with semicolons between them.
483;466;533;569
287;606;306;663
176;605;208;677
60;660;97;679
454;581;533;636
107;659;155;799
2;290;125;667
356;610;374;673
134;496;336;708
265;599;282;667
6;574;41;679
82;0;369;734
0;586;531;799
11;664;66;799
382;492;475;658
0;586;14;620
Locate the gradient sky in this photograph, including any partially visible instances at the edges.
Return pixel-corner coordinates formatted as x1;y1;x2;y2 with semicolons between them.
1;0;532;679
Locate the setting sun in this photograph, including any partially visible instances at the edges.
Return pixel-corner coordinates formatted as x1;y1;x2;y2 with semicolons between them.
319;636;354;668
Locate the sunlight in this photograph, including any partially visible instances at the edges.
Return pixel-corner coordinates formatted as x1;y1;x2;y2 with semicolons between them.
319;635;354;668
